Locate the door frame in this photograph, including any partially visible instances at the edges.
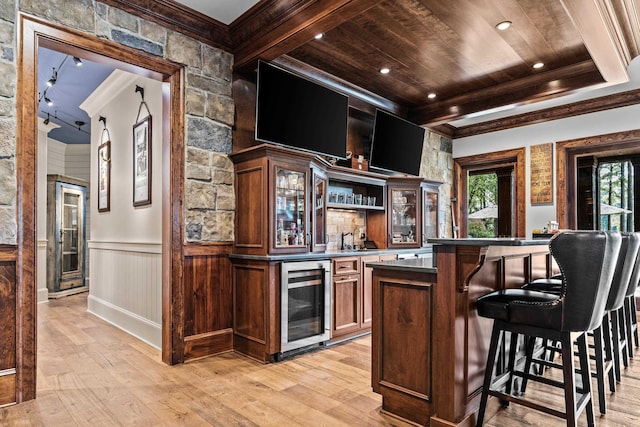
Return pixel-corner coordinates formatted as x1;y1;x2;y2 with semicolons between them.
556;128;640;229
16;13;186;402
453;148;526;238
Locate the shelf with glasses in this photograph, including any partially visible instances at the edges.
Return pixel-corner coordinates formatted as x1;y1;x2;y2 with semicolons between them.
326;168;386;212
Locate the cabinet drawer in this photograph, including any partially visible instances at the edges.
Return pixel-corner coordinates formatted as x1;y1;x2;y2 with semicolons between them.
332;257;360;275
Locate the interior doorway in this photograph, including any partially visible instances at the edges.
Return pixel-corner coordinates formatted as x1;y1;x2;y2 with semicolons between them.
36;47;165;349
16;13;186;403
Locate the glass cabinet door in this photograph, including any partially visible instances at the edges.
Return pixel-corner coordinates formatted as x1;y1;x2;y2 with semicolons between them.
275;167;307;249
422;189;439;245
390;188;418;245
311;169;327;252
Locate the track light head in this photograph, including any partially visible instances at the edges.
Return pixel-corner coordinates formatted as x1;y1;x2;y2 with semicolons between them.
46;68;58;87
44;96;53;106
73;57;83;66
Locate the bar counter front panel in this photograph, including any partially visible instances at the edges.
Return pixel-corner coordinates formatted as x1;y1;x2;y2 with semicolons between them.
369;238;555;427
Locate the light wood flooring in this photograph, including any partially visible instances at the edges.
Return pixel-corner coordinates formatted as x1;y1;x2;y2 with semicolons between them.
1;294;640;426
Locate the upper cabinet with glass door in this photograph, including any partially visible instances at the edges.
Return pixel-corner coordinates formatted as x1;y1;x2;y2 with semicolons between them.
421;181;441;246
274;164;308;253
310;165;328;252
387;177;423;249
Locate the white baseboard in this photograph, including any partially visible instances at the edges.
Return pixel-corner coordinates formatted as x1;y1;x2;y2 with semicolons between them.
37;287;49;304
87;295;161;349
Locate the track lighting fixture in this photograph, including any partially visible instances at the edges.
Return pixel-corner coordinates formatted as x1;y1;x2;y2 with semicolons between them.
46;69;57;87
44;96;53;106
43;113;50;125
73;57;82;66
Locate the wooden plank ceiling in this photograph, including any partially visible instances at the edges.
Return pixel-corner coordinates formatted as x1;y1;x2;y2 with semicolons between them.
111;0;640;136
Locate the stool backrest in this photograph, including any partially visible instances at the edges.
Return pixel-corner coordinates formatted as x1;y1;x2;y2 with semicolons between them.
607;232;640;310
550;231;621;332
624;232;640;298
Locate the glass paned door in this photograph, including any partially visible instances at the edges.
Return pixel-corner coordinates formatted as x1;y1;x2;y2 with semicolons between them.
61;192;80;273
275;168;306;248
390;188;418;244
311;169;327;252
57;184;85;289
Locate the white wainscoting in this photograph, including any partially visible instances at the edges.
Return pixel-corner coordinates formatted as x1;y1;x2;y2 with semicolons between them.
37;239;48;304
87;240;162;349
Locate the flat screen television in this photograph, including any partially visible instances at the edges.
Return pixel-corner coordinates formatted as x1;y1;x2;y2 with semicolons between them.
256;61;348;159
369;109;425;176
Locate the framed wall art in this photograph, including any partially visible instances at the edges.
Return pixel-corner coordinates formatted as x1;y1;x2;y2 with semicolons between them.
132;115;152;207
97;140;111;212
530;142;553;204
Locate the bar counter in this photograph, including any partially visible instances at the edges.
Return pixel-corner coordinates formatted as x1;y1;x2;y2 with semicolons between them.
368;238;555;427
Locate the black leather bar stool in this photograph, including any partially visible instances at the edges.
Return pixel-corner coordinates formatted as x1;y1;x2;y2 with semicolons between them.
520;232;639;414
475;231;621;427
606;232;640;382
620;236;640;361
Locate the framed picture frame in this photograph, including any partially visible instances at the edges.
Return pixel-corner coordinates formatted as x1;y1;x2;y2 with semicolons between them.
530;142;553;205
97;140;111;212
133;115;152;207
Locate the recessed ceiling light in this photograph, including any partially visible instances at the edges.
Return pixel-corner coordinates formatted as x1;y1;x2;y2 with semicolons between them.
533;62;544;69
314;33;324;40
495;21;512;31
380;67;390;74
427;93;437;99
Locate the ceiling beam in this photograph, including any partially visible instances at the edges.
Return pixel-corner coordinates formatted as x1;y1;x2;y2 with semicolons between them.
231;0;385;74
409;61;606;126
560;0;630;84
452;87;640;139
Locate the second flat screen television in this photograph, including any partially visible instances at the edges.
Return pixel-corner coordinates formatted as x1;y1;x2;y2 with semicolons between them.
369;109;425;176
256;61;348;159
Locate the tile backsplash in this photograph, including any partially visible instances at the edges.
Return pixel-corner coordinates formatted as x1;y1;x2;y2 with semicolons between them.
326;209;366;252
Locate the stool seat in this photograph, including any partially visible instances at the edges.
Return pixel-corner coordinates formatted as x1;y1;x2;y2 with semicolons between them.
477;289;560;327
522;278;562;294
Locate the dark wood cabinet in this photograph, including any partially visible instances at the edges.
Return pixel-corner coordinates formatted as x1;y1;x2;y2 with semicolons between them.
331;257;360;339
0;245;16;406
369;177;423;249
231;258;280;362
230;144;441;359
361;254;397;329
231;144;324;256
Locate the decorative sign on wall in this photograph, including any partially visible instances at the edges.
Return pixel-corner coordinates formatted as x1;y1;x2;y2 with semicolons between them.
530;142;553;204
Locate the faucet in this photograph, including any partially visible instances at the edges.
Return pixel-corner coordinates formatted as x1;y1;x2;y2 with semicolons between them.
340;232;353;251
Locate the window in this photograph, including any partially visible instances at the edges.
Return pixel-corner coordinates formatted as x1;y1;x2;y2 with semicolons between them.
454;148;525;238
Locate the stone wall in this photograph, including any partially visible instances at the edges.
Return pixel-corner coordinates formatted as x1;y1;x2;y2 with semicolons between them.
420;131;453;238
0;0;16;243
1;0;234;245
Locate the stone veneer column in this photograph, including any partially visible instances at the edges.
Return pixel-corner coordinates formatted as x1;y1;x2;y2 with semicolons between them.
420;131;453;238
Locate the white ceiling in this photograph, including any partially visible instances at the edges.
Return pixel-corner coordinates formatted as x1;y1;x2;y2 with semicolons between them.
173;0;261;25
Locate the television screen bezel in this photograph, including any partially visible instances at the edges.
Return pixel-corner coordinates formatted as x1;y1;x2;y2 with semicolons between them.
369;109;425;176
255;60;349;160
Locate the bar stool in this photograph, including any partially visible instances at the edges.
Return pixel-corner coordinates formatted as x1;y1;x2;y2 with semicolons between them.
475;231;621;426
620;236;640;361
606;232;640;381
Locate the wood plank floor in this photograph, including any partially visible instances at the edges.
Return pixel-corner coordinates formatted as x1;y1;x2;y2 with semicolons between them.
1;293;640;426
